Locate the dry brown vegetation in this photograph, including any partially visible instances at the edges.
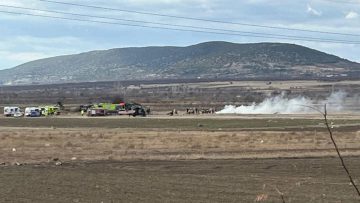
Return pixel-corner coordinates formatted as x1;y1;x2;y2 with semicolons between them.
1;126;360;164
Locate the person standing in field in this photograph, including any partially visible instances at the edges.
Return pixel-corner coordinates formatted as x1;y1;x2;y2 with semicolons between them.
81;109;84;116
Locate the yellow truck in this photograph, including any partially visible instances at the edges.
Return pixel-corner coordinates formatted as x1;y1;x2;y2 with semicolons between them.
40;106;60;116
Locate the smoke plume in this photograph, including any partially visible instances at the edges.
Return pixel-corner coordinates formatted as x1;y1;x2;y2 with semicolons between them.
216;91;347;114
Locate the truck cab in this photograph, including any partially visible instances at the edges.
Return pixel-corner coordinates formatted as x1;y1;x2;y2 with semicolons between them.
40;106;60;116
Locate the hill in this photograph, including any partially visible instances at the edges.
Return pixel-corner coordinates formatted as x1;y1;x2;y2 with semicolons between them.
0;41;359;85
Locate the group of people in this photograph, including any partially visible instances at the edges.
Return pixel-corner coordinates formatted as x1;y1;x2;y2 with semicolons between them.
186;107;215;114
167;107;215;116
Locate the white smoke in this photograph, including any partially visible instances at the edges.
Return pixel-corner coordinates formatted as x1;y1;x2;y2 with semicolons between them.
216;91;347;114
321;91;347;112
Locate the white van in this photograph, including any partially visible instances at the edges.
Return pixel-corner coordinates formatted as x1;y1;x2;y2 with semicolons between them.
25;107;41;117
4;107;23;117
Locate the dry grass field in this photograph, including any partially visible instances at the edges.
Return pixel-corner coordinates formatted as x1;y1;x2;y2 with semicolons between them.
1;126;360;163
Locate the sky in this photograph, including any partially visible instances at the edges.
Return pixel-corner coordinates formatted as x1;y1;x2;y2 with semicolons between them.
0;0;360;70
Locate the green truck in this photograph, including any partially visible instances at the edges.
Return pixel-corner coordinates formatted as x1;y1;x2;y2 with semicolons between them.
92;103;125;114
90;102;146;117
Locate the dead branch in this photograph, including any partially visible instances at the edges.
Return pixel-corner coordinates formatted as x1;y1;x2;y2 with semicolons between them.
322;104;360;196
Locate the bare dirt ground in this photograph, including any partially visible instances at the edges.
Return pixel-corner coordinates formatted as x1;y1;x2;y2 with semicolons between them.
1;158;360;202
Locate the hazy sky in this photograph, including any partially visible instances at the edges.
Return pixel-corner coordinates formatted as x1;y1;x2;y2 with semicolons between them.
0;0;360;70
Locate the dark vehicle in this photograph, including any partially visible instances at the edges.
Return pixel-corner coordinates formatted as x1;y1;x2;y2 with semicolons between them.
118;104;146;117
133;106;146;117
80;104;93;112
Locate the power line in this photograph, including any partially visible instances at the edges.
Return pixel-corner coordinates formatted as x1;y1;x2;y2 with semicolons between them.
1;10;360;44
1;4;359;44
37;0;360;37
